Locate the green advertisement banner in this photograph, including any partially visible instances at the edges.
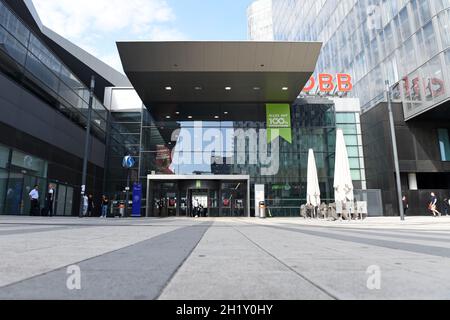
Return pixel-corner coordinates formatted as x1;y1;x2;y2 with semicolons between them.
266;104;292;144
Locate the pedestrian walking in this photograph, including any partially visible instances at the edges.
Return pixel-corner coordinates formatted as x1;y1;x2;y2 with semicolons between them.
428;192;442;217
45;184;55;217
87;194;95;217
402;195;409;216
443;198;450;216
29;185;40;216
82;194;89;217
100;195;109;218
192;198;199;218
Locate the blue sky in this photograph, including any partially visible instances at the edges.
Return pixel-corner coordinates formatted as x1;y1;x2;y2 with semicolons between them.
32;0;252;73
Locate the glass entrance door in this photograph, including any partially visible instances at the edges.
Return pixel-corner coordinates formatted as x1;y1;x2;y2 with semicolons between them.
190;189;208;217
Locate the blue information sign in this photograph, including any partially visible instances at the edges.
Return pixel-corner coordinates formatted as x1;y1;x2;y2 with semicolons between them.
132;183;142;217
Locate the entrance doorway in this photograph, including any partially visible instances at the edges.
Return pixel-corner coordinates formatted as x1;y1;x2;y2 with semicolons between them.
147;175;250;218
189;189;208;217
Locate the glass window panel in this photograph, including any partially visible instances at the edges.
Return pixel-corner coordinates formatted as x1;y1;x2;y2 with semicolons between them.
347;146;360;157
344;135;359;146
0;144;9;168
336;113;356;124
0;3;30;45
435;0;450;12
410;0;421;31
418;0;431;25
10;150;47;177
349;158;361;169
438;10;450;49
438;129;450;161
28;34;62;76
422;21;438;60
0;26;27;66
25;52;60;93
399;7;411;41
351;169;361;180
338;124;358;135
0;168;7;214
446;49;450;76
403;38;416;75
60;65;85;95
58;82;85;110
422;55;446;102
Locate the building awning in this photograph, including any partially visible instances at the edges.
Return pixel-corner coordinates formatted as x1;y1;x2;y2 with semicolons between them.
117;41;322;105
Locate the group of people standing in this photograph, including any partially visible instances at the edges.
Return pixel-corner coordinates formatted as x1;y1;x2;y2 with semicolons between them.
402;192;450;217
28;184;54;216
28;184;110;218
81;194;109;218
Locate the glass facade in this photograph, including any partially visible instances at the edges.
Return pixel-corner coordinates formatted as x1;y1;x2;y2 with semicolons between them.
271;0;450;119
336;112;366;185
0;0;109;141
105;87;339;217
247;0;275;40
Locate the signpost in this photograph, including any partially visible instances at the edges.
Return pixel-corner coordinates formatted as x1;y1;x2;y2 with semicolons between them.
122;155;136;217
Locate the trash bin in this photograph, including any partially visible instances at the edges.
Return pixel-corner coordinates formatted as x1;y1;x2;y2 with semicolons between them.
119;203;125;218
259;201;266;219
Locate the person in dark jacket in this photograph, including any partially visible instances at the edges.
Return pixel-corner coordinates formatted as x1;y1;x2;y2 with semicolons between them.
444;198;450;216
100;195;109;218
45;184;55;217
87;194;95;217
429;193;442;217
402;195;409;216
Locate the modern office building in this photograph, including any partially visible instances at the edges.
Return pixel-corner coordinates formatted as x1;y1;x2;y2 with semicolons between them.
114;41;359;217
0;0;130;216
271;0;450;116
247;0;275;41
0;0;377;217
257;0;450;215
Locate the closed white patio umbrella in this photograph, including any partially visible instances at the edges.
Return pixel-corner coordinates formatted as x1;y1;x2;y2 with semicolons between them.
307;149;321;208
334;129;354;204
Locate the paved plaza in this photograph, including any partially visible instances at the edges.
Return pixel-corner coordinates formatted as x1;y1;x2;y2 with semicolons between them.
0;216;450;300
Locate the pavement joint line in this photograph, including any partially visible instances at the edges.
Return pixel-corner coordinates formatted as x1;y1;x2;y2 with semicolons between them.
0;225;94;237
0;222;212;228
236;223;450;291
155;221;213;300
249;220;450;233
230;218;450;234
0;224;190;291
311;228;450;243
232;225;339;300
263;224;450;260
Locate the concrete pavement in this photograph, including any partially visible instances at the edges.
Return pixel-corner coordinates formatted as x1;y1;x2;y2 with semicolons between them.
0;216;450;300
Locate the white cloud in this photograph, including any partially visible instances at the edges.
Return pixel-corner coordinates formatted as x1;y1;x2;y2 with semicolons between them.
32;0;187;72
32;0;176;38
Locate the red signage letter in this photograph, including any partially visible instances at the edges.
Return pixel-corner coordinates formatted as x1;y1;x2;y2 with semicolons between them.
302;76;315;92
337;74;353;92
319;74;335;92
